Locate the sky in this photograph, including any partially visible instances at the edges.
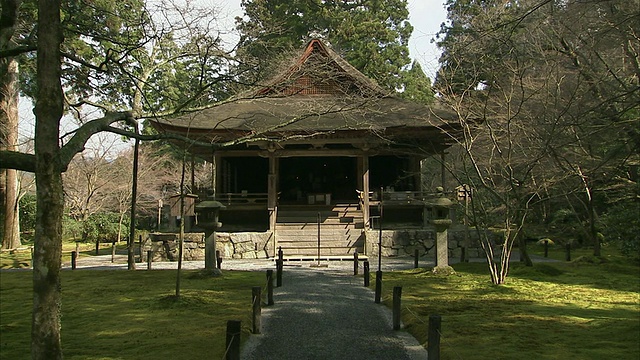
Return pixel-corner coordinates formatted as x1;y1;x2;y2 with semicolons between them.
18;0;449;145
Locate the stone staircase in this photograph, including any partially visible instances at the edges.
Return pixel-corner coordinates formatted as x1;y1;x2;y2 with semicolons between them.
275;203;365;258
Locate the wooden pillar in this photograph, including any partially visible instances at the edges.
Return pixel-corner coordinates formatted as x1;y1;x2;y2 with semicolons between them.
190;154;195;193
411;157;421;191
213;153;222;199
268;153;278;257
440;151;446;191
357;157;364;190
362;154;370;231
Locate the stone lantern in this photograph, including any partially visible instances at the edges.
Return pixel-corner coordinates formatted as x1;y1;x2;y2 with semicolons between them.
195;200;226;270
429;189;454;270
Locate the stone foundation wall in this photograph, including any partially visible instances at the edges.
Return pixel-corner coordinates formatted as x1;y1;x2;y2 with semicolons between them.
217;232;274;259
144;227;497;262
364;226;495;259
144;231;274;261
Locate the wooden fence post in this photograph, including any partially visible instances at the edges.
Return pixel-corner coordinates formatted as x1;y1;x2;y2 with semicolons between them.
147;250;153;270
225;320;241;360
252;286;261;334
111;241;116;263
544;240;549;258
71;251;77;270
375;270;382;303
363;261;370;287
393;286;402;330
276;260;283;287
353;251;359;275
138;235;143;263
428;315;441;360
266;270;274;306
414;248;419;268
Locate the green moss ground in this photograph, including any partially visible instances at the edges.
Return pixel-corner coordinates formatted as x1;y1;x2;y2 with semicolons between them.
0;270;264;359
377;249;640;359
2;246;638;359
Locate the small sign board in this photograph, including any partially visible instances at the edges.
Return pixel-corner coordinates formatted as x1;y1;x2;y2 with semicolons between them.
456;184;472;202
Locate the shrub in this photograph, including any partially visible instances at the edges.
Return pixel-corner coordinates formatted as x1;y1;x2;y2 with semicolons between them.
602;202;640;258
19;194;37;233
63;213;129;243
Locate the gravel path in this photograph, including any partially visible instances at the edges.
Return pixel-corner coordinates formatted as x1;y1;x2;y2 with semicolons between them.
241;265;428;360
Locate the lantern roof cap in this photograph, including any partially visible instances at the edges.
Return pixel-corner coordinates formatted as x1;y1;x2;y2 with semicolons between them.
195;200;227;210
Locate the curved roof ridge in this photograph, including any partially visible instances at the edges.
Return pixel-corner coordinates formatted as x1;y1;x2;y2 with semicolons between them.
252;38;389;98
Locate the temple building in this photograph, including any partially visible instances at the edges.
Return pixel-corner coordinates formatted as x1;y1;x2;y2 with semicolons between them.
151;39;463;259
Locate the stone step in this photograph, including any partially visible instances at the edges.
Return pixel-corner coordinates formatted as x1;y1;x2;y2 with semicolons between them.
276;218;361;224
276;222;362;229
278;242;362;251
278;246;362;256
279;255;368;261
276;227;362;235
277;235;362;244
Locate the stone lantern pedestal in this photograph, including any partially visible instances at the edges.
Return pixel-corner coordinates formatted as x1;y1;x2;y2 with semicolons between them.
433;219;452;268
429;190;455;274
195;201;226;271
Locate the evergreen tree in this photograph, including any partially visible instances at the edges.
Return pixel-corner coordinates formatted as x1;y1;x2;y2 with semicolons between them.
400;60;434;103
236;0;429;99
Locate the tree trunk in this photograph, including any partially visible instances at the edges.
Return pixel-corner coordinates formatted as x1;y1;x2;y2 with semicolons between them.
127;138;139;270
32;0;64;358
117;211;124;244
1;55;21;250
588;191;600;257
175;153;187;298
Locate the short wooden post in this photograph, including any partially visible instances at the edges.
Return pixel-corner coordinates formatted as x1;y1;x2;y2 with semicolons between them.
544;240;549;258
266;270;274;305
565;243;571;261
95;240;100;255
252;286;261;334
414;248;419;268
353;251;359;275
216;250;223;269
428;315;441;360
375;270;382;303
276;259;283;287
278;246;283;261
147;250;153;270
392;286;402;330
363;261;370;287
71;251;77;270
225;320;241;360
111;241;116;263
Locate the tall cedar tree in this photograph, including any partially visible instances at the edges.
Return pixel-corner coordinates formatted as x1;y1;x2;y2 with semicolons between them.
235;0;434;102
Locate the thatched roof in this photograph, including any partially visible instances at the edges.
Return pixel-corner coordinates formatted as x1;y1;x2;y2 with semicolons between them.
151;39;462;149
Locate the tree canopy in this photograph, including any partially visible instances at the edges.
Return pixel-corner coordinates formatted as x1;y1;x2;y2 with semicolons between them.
436;0;639;283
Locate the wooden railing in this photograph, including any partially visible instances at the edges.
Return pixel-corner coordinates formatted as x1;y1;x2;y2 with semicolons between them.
358;190;446;205
215;192;269;206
